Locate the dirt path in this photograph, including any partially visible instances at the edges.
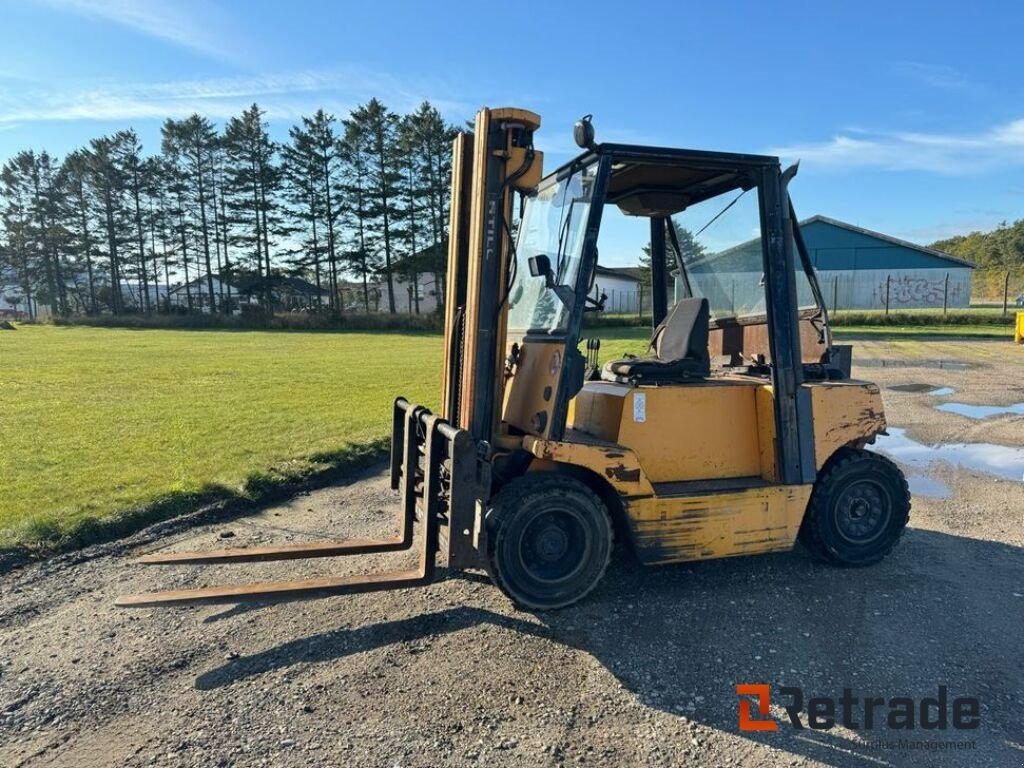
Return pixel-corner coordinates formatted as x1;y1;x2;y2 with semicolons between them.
1;340;1021;767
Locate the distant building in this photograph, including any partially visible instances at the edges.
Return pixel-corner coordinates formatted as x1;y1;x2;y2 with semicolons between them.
685;215;976;312
590;266;642;314
800;216;975;310
0;285;36;319
169;274;329;312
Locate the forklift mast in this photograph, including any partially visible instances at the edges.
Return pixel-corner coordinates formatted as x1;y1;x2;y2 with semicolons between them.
442;108;543;446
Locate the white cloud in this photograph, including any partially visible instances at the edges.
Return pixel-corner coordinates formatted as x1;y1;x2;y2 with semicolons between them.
770;119;1024;174
0;69;474;127
36;0;234;61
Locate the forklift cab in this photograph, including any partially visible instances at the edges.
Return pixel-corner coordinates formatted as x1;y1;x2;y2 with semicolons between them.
501;141;844;489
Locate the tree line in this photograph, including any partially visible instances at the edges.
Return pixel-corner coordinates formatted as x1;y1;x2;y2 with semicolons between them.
931;219;1024;300
0;99;459;318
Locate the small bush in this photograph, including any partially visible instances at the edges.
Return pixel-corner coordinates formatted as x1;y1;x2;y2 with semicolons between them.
830;309;1013;326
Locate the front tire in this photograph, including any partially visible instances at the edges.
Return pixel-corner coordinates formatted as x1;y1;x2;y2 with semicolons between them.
487;473;613;610
799;448;910;566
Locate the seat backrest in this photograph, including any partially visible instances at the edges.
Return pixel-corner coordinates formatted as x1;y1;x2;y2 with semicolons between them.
650;297;710;362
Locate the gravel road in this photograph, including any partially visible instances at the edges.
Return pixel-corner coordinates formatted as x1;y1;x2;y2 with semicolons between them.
1;339;1022;767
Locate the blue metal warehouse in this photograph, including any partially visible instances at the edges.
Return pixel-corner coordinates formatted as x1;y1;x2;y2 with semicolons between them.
684;215;976;312
799;216;975;310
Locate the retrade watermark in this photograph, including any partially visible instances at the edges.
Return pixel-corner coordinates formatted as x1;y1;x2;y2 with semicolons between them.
736;684;981;733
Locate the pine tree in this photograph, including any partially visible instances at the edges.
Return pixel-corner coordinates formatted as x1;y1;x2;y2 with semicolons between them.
162;116;219;312
223;104;283;310
1;154;39;318
283;111;344;311
404;102;458;312
338;118;377;311
346;99;402;313
86;136;132;314
59;150;100;314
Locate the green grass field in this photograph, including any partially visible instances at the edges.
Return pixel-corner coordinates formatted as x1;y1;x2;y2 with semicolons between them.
0;319;1011;552
0;326;444;550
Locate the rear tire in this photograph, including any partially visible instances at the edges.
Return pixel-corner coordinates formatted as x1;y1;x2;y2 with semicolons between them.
487;473;613;610
799;447;910;566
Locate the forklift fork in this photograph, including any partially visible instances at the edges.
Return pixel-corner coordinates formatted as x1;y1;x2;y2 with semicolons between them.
115;400;478;608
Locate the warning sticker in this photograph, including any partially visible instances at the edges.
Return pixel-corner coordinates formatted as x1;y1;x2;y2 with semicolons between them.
633;392;646;423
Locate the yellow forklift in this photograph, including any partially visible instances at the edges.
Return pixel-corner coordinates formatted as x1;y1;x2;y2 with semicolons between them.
118;107;910;610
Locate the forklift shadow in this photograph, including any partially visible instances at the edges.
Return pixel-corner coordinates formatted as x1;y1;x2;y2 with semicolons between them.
195;528;1021;766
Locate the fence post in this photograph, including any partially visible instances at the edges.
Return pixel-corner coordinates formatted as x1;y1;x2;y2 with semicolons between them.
1004;271;1011;316
832;275;839;313
943;272;949;315
885;274;891;316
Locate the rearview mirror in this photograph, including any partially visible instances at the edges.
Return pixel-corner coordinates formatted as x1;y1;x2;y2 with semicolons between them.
528;254;553;282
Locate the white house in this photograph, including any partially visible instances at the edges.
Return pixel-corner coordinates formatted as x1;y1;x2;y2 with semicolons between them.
590;265;643;314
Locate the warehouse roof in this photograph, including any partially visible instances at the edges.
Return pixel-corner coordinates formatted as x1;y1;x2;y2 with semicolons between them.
595;265;642;282
801;216;976;269
688;215;976;272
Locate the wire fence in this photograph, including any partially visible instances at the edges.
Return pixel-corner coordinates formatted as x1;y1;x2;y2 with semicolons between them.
596;269;1024;321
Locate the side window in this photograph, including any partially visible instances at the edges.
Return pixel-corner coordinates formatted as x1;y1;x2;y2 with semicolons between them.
670;189;766;321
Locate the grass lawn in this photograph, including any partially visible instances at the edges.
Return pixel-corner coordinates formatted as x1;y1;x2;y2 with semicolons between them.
0;325;442;550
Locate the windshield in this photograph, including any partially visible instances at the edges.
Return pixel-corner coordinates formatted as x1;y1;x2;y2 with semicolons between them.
670;188;818;321
507;162;597;334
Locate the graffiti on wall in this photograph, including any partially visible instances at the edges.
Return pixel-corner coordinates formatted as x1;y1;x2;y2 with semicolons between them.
872;275;963;307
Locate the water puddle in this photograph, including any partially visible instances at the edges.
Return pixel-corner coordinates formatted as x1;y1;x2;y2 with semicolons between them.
889;383;935;393
935;402;1024;420
858;359;976;370
873;427;1024;483
906;475;953;499
888;383;956;395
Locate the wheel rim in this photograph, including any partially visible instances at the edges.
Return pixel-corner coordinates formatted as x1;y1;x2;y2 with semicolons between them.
833;479;892;544
517;507;591;584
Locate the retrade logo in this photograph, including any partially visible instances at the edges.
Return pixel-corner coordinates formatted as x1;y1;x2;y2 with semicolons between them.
736;684;980;732
736;684;778;731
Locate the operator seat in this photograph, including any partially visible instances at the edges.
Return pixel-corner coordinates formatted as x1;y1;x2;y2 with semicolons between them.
601;297;711;384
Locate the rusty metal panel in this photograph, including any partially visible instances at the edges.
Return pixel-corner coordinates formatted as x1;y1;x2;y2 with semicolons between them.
624;484;811;565
522;435;655;497
808;380;886;469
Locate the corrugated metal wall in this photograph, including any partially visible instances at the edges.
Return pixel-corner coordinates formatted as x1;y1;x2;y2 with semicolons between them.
681;267;972;313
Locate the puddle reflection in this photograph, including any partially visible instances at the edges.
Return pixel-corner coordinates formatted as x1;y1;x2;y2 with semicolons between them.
906;475;953;499
888;383;957;395
936;402;1024;420
873;428;1024;483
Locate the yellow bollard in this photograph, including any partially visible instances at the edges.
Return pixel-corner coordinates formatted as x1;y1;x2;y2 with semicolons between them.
1016;311;1024;344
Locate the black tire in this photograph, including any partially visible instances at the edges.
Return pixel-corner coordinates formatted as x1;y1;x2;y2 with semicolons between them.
799;447;910;567
486;473;613;610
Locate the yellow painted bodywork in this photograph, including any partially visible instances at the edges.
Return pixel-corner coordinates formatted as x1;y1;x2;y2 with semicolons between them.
808;380;886;469
519;375;887;566
503;339;564;438
1015;311;1024;344
523;435;655;497
626;485;813;564
570;378;771;482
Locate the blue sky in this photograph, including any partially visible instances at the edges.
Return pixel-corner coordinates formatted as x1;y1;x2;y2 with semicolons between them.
2;0;1023;262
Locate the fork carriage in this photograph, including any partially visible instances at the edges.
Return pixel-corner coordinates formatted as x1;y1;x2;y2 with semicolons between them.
115;399;481;607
